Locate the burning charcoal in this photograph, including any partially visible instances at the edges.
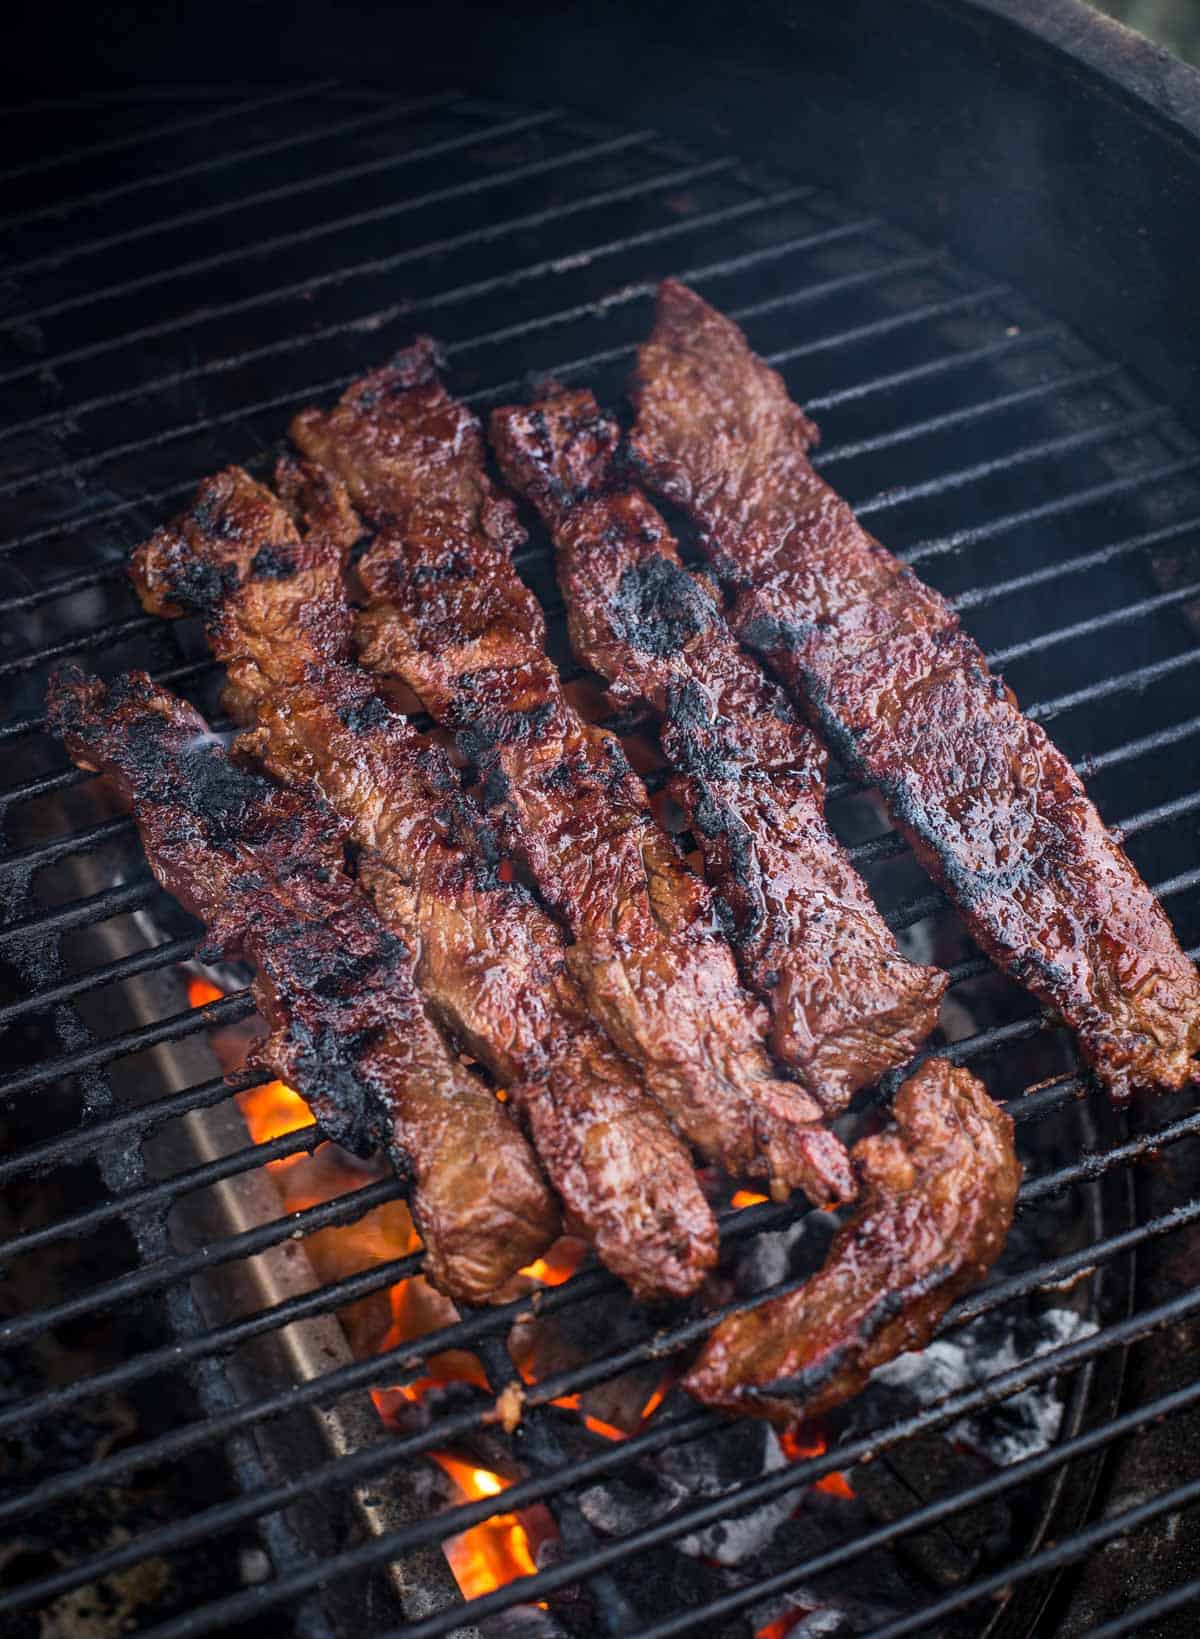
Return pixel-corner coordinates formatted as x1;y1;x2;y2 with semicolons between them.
579;1411;806;1567
850;1439;1010;1588
752;1602;851;1639
867;1306;1098;1464
752;1500;921;1634
600;1539;746;1639
509;1288;663;1435
732;1208;839;1298
478;1608;571;1639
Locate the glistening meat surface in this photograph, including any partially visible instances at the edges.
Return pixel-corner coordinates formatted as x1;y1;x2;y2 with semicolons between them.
129;463;716;1302
47;667;557;1307
289;343;855;1207
631;279;1200;1102
491;382;946;1114
684;1058;1020;1425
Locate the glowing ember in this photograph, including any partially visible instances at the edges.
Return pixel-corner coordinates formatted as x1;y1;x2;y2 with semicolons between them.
519;1238;588;1287
431;1453;544;1603
755;1607;813;1639
186;976;316;1171
780;1427;856;1500
731;1189;769;1208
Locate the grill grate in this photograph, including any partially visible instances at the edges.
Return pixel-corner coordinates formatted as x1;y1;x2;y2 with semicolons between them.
1;86;1199;1639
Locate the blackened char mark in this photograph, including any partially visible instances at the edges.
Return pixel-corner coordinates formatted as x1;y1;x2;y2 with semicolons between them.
683;1060;1020;1428
630;277;1200;1101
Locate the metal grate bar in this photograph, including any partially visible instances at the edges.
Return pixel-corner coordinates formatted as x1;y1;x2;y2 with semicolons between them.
0;934;194;1027
952;512;1200;612
1085;712;1200;773
905;452;1200;566
0;1123;319;1261
988;577;1200;667
4;89;463;240
0;559;126;615
0;216;886;502
1148;860;1200;901
0;1246;421;1437
0;1173;405;1351
0;1070;255;1186
1117;786;1200;839
0;82;331;191
4;1115;1194;1574
862;1476;1200;1639
854;406;1169;519
1085;1581;1200;1639
0;122;651;387
6;104;564;300
0;876;158;944
0;991;254;1103
0;611;163;678
0;156;755;445
815;361;1121;466
0;762;88;809
0;813;133;873
1026;643;1200;723
804;321;1067;411
114;1284;1200;1639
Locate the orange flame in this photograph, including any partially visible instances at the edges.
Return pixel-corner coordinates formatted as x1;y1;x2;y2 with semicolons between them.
185;967;846;1612
756;1608;812;1639
431;1454;545;1604
780;1428;855;1500
186;976;316;1172
519;1238;588;1287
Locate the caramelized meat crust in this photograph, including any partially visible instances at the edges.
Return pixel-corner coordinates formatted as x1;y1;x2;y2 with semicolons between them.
47;667;557;1307
290;345;855;1207
683;1058;1020;1425
491;383;947;1113
630;279;1200;1102
130;463;716;1301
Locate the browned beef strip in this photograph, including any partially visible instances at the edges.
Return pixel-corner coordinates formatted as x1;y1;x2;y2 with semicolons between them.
129;463;717;1302
683;1057;1020;1426
289;344;855;1207
47;667;558;1306
490;381;947;1114
630;279;1200;1102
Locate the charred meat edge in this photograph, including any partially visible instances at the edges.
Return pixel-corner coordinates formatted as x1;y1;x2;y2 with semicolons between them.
683;1057;1020;1426
128;461;717;1302
47;666;557;1307
288;342;855;1207
490;380;947;1115
629;280;1200;1101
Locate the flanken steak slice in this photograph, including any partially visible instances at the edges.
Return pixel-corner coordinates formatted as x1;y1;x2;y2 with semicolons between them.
491;381;947;1114
631;278;1200;1102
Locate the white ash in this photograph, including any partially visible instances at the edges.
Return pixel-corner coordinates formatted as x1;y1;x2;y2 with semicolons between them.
871;1306;1098;1465
578;1415;806;1568
675;1425;803;1565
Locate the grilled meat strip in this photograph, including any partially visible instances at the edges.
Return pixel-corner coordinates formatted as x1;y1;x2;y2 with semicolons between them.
492;383;947;1114
290;342;855;1207
47;667;557;1306
631;279;1200;1102
684;1058;1019;1425
129;464;716;1301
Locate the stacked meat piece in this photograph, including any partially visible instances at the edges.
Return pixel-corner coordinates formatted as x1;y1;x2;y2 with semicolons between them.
52;277;1200;1431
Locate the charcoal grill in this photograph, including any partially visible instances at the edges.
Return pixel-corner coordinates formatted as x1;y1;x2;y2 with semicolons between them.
3;1;1200;1634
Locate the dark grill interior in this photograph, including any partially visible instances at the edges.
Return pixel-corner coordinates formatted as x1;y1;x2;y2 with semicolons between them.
2;84;1199;1639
